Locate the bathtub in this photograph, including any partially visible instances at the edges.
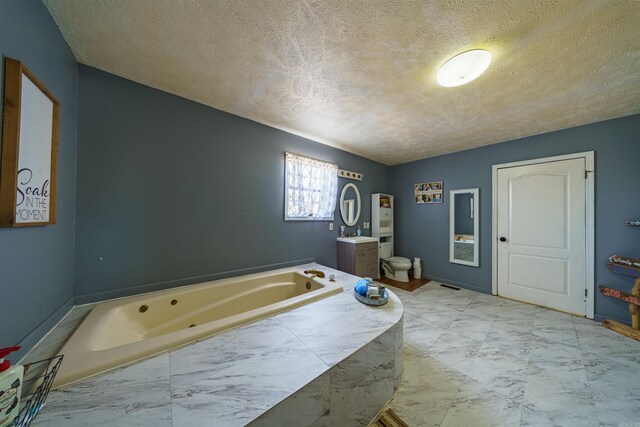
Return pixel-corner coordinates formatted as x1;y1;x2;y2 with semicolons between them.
53;267;342;388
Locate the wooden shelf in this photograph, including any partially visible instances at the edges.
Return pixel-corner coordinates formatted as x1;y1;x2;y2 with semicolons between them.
602;319;640;341
602;253;640;335
607;262;640;278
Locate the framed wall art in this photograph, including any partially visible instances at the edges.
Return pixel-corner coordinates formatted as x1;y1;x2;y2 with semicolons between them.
0;58;60;227
414;181;443;204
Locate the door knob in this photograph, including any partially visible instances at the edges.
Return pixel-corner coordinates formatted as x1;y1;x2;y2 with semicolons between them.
499;237;507;242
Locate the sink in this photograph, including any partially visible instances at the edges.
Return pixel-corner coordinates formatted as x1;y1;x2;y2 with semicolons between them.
337;236;378;244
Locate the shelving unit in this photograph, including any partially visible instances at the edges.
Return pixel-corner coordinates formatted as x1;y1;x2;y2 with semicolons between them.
598;219;640;340
600;254;640;341
372;193;394;250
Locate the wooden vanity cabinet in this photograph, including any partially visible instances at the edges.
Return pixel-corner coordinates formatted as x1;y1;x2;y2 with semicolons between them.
337;240;379;279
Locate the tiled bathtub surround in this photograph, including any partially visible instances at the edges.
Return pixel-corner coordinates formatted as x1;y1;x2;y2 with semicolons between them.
31;264;403;426
20;304;95;366
18;304;96;393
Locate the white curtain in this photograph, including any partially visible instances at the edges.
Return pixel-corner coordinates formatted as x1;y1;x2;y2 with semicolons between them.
285;152;338;220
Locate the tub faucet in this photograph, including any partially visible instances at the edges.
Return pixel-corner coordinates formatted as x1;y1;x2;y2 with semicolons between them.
304;269;325;278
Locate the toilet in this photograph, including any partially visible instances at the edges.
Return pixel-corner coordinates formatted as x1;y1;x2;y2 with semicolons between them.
379;242;412;282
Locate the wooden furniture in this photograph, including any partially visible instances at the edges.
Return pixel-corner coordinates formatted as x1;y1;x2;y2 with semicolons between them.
1;58;60;227
337;237;379;279
600;255;640;341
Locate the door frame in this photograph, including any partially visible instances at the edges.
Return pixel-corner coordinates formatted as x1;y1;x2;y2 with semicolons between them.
491;151;595;319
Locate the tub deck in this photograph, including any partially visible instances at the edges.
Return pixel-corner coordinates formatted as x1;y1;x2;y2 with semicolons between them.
30;263;404;427
53;268;342;388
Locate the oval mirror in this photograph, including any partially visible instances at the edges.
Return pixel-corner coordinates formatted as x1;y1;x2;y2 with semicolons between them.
340;183;361;226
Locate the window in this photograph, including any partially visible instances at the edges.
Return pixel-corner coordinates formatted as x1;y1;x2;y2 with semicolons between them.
285;152;338;221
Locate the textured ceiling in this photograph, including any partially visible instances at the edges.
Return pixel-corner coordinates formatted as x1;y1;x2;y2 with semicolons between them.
43;0;640;165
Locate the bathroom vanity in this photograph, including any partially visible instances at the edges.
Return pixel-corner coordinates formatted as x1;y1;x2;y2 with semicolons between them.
337;236;379;279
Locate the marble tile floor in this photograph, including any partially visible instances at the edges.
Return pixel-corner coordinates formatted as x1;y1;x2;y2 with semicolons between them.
386;282;640;427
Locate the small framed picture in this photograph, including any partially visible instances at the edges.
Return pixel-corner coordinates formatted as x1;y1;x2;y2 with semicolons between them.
414;181;443;204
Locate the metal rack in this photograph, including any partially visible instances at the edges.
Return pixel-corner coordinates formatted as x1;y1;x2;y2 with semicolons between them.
11;355;63;427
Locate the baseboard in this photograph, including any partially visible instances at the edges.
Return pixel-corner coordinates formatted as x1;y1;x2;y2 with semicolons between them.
423;274;492;295
74;258;316;305
16;296;75;363
423;277;623;323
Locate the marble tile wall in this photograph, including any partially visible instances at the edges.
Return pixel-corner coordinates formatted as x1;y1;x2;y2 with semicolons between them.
329;326;396;426
394;314;404;391
248;374;330;427
249;321;404;427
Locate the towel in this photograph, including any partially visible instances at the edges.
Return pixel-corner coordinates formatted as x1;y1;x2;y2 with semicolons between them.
355;279;369;296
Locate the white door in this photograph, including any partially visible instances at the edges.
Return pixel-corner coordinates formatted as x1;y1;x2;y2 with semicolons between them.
496;158;586;315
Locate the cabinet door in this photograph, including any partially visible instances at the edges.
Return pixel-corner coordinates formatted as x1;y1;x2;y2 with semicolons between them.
380;208;393;221
365;248;378;262
337;242;356;275
355;250;369;264
355;262;379;278
355;247;379;278
355;246;376;267
366;263;379;279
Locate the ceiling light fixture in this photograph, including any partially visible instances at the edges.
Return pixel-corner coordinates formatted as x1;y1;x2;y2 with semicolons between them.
436;49;492;87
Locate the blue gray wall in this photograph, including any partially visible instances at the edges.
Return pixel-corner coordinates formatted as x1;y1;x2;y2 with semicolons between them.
0;0;78;358
74;66;390;303
391;114;640;323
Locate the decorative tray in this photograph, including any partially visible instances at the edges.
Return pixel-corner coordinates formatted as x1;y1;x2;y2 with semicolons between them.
354;289;389;306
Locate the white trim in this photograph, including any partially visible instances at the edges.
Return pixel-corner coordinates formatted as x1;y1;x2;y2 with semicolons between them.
585;153;595;319
284;215;335;221
450;188;480;267
339;183;361;226
338;169;363;181
491;151;595;319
